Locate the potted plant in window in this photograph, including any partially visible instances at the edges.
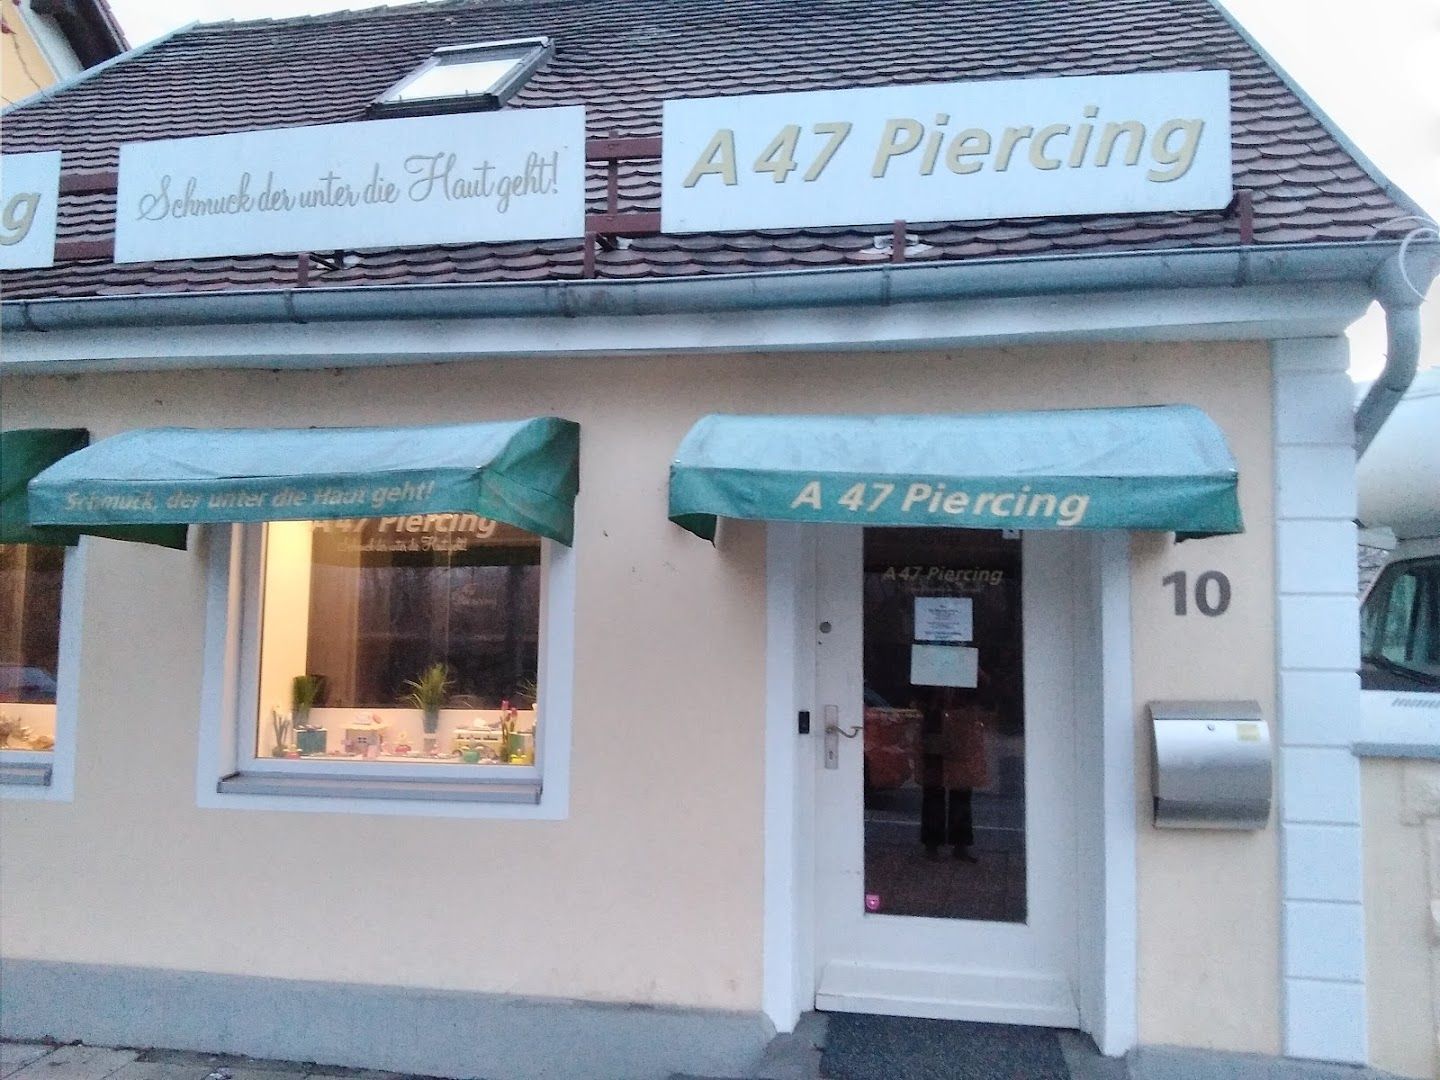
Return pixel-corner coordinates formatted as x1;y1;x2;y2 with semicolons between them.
270;710;292;758
291;674;327;756
517;674;539;710
403;662;452;756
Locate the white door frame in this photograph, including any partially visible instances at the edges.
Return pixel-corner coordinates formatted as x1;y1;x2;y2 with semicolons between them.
811;526;1079;1027
761;523;1138;1055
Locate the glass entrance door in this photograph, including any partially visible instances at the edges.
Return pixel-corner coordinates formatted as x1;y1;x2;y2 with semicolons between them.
812;526;1079;1025
861;528;1025;923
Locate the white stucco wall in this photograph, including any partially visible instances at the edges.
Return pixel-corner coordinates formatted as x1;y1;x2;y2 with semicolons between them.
0;340;1277;1044
1364;757;1440;1079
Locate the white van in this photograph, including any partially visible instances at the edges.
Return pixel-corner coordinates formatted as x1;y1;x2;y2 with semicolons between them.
1358;367;1440;742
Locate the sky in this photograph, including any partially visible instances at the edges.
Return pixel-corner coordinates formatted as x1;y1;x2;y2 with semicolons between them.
106;0;1440;378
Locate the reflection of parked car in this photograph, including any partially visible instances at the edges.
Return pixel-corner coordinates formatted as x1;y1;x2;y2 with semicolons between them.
864;706;921;789
1359;368;1439;703
0;663;58;702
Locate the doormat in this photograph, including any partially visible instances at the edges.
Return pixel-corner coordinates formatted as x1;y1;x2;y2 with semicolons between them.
820;1013;1071;1080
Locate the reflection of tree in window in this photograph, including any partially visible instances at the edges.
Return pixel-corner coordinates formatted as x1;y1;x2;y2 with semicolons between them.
305;522;539;709
0;543;63;705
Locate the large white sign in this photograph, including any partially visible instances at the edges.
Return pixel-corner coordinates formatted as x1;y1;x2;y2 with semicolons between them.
662;71;1231;233
114;108;586;263
0;151;61;270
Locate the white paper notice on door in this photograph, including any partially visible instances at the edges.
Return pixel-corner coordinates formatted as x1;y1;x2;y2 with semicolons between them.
910;645;979;688
914;596;973;643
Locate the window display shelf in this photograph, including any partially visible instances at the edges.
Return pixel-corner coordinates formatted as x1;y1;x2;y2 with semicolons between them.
271;751;534;765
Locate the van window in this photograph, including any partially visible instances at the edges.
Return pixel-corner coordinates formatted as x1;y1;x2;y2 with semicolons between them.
1362;557;1440;691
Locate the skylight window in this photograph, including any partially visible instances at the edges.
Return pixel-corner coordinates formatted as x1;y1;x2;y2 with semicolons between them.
371;37;552;117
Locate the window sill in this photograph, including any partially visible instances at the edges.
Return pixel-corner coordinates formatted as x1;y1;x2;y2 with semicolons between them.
1354;740;1440;761
217;772;541;804
1357;696;1440;760
0;758;54;787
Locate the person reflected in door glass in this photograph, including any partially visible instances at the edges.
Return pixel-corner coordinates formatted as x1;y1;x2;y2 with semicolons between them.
919;684;990;862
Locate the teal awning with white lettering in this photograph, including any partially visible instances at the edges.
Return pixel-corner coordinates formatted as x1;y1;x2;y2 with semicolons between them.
28;418;581;545
2;428;187;549
668;406;1241;540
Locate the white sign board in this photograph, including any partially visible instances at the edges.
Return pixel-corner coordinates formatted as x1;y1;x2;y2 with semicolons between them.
114;108;586;263
0;151;61;270
662;71;1231;233
911;645;980;689
914;596;973;643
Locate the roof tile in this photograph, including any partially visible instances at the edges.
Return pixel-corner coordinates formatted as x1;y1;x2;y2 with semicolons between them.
0;0;1419;300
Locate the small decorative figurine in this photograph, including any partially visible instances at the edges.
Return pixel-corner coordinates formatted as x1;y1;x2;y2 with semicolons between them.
499;700;515;763
0;715;33;748
343;718;387;756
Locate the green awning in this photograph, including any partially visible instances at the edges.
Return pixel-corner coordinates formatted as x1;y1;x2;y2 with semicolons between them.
28;418;581;545
668;405;1242;540
2;428;187;548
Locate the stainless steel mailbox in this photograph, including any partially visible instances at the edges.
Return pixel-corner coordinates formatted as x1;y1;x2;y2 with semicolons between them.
1149;700;1271;830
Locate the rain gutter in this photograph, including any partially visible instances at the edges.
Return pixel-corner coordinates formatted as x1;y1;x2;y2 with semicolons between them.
1354;243;1436;457
3;240;1436;334
1207;0;1437;459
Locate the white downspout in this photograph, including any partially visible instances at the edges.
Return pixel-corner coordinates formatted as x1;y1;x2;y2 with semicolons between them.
1355;233;1438;458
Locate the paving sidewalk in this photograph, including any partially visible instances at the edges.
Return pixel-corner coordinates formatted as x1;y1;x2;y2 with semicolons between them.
1;1008;1129;1080
3;1030;1120;1080
0;1045;439;1080
4;1022;1410;1080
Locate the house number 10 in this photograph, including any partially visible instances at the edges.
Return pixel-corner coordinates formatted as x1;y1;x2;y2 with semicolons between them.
1162;570;1232;616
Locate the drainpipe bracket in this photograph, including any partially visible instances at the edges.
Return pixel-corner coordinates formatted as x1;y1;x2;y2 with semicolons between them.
281;290;308;325
1371;245;1438;310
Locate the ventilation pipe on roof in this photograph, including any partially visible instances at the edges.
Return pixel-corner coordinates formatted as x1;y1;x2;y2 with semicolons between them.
1355;224;1439;458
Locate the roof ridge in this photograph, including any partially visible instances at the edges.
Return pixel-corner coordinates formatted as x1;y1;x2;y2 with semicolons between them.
1202;0;1432;225
182;0;815;35
184;0;574;34
1;18;195;117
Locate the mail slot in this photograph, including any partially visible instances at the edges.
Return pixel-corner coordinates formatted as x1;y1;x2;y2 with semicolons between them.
1149;700;1271;830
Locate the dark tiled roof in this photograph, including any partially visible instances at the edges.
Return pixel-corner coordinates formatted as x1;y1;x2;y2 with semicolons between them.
0;0;1420;300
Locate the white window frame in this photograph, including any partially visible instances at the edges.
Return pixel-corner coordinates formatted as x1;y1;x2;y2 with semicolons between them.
196;523;574;819
1;539;85;802
369;37;553;118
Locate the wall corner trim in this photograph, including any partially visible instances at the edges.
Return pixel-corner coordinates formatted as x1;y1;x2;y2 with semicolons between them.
1271;336;1368;1065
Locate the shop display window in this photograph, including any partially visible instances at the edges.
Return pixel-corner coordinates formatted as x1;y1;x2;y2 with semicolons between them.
250;516;543;774
0;542;64;761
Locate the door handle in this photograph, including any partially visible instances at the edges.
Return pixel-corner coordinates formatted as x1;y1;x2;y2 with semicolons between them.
822;704;861;770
